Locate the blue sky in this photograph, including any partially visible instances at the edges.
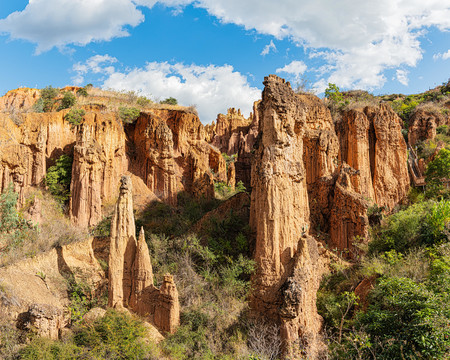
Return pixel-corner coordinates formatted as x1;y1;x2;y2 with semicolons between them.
0;0;449;123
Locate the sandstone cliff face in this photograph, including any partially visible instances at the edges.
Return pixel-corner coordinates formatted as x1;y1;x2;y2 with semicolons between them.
207;104;259;189
329;164;369;254
250;75;324;357
129;110;226;204
408;107;450;146
337;105;409;209
0;88;39;112
70;113;127;227
108;176;179;333
0;112;76;206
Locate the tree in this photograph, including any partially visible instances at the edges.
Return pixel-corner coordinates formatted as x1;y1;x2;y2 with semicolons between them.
40;86;59;112
59;91;76;110
160;97;178;105
325;83;343;102
45;155;73;204
118;107;140;124
426;148;450;185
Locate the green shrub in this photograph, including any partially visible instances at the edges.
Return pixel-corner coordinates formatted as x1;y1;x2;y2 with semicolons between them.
45;155;73;205
357;276;450;359
76;87;88;97
136;96;152;107
160;97;178;105
64;109;85;126
426;148;450;185
90;216;111;237
18;337;80;360
58;92;76;110
118;106;140;124
40;86;59;112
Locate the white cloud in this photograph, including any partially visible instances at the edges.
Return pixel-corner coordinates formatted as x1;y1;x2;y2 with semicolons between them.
156;0;450;90
433;50;450;60
276;60;307;78
74;55;261;123
0;0;144;53
261;40;277;56
72;55;118;85
396;69;409;86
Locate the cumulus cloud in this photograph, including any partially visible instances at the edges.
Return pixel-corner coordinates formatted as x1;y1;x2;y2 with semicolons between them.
74;55;260;123
396;69;409;86
0;0;144;53
261;40;277;56
276;60;307;80
72;55;118;85
433;50;450;60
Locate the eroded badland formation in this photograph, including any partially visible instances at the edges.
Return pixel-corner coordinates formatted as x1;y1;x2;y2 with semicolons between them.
0;76;449;358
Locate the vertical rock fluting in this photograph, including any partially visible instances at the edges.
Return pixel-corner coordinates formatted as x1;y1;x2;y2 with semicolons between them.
130;227;154;313
337;105;409;209
154;274;180;334
250;75;324;357
329;164;369;253
70;113;127;227
108;176;179;333
108;176;137;309
408;108;450;146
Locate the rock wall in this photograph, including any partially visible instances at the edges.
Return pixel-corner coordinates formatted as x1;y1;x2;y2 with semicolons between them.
408;107;450;146
337;105;409;209
329;164;369;254
250;75;324;357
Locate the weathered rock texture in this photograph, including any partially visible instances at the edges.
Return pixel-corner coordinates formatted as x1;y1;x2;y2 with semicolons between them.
207;105;260;189
129;110;226;204
329;164;369;254
108;176;179;333
408;107;450;146
108;176;137;309
24;303;65;340
337;104;409;209
0;89;226;229
250;75;325;357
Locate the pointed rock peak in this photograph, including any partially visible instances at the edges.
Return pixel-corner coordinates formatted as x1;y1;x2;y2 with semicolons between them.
119;175;133;195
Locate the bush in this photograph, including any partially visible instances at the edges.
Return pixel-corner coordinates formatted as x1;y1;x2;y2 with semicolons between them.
40;86;59;112
160;97;178;105
136;96;152;107
357;276;450;359
64;109;85;126
118;106;140;124
58;92;76;110
76;87;88;97
325;83;343;103
45;155;73;205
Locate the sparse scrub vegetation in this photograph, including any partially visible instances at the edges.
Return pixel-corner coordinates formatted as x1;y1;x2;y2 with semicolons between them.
160;97;178;105
118;106;140;124
45;154;73;205
64;108;85;126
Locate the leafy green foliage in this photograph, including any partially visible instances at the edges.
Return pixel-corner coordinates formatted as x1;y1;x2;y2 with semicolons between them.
18;310;158;360
45;155;73;204
426;148;450;185
160;97;178;105
58;92;76;110
0;183;33;253
76;87;88;97
357;276;450;359
325;83;343;103
90;216;111;237
136;96;152;107
118;106;140;124
39;86;59;112
64;109;85;126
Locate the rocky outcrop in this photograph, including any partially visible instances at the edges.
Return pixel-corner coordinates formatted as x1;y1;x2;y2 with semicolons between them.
250;75;324;357
154;274;180;334
108;176;137;309
0;88;39;112
129;110;226;202
207;105;260;189
329;164;369;254
23;303;65;340
408;107;450;146
337;105;409;209
210;108;253;155
108;176;179;333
